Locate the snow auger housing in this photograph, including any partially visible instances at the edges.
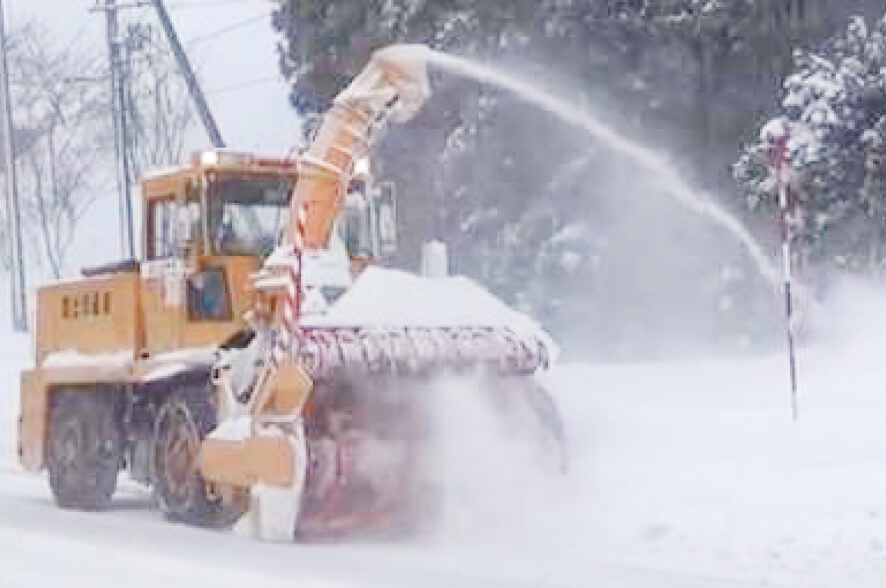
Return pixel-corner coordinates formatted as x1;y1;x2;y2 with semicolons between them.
17;45;561;539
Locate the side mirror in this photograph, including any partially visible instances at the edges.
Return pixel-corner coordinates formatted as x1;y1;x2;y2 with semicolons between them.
372;181;397;258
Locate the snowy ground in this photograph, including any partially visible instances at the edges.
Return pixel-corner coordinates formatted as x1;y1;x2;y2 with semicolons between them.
3;283;886;587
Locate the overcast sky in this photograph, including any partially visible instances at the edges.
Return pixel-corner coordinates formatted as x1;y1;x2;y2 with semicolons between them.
5;0;302;271
9;0;299;152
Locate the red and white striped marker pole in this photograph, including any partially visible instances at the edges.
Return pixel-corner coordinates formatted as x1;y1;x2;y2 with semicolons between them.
271;202;307;368
774;132;799;422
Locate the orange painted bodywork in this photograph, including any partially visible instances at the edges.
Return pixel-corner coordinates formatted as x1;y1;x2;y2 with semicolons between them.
293;102;375;249
19;45;429;498
18;164;291;472
291;47;428;250
137;256;260;356
18;371;46;471
200;437;295;488
200;363;312;489
35;273;141;366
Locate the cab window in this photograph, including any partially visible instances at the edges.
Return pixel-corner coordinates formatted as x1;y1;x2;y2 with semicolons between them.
206;176;291;257
186;267;231;321
147;199;176;260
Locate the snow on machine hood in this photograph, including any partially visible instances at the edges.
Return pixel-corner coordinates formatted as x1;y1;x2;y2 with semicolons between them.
303;266;559;363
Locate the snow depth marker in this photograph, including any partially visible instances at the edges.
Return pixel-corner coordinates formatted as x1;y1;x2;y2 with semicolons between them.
774;132;799;422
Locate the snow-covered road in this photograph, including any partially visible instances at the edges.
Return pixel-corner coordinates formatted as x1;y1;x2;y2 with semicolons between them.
0;467;757;588
4;283;886;587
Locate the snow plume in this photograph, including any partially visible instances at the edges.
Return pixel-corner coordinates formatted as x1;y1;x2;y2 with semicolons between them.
412;48;785;359
804;275;886;351
421;373;578;550
424;48;781;291
554;151;783;359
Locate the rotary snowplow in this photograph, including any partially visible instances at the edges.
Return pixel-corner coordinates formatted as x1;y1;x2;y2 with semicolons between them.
17;45;563;540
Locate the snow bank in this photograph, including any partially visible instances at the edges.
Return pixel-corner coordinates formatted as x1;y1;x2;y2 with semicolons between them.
422;279;886;587
0;525;340;588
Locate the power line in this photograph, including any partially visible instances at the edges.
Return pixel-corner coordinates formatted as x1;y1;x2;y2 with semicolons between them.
152;0;225;147
186;11;271;45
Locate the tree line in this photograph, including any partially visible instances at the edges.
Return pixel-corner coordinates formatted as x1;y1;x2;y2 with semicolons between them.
0;18;192;280
271;0;886;357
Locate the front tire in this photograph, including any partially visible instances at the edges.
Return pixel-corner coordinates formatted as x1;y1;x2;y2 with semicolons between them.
151;385;246;527
47;390;123;510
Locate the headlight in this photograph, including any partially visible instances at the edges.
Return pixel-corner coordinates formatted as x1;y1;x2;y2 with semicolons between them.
201;151;220;166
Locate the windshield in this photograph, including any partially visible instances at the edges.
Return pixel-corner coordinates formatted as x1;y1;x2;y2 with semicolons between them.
206;176;292;256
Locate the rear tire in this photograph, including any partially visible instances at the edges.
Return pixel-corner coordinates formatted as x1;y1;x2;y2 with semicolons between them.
47;390;123;510
151;384;247;528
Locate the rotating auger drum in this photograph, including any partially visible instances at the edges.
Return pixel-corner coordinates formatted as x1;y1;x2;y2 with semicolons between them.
204;321;565;540
292;325;565;538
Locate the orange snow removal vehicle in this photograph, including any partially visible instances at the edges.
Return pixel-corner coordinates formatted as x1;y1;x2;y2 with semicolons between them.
17;45;564;540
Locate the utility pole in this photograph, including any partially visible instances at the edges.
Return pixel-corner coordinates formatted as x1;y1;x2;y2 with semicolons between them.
0;0;27;332
90;0;223;259
96;0;136;260
152;0;225;148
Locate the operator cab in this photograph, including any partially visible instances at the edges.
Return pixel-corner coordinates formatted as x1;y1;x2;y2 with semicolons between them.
139;150;397;348
146;151;395;263
203;175;291;258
